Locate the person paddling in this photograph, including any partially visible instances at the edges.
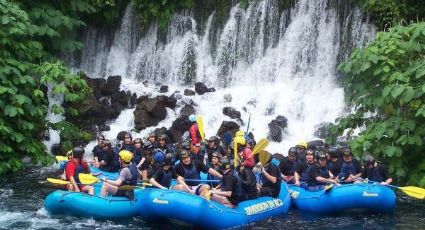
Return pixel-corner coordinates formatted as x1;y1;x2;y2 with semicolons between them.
100;150;140;199
211;160;242;208
337;147;362;183
65;147;94;195
361;154;393;185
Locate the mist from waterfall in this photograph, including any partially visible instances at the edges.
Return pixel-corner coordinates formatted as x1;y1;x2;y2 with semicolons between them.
69;0;376;153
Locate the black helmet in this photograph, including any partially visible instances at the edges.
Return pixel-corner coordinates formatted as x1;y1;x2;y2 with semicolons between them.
318;151;327;160
180;150;190;159
163;157;173;166
148;132;157;138
97;134;105;141
288;147;297;156
73;147;84;159
144;141;154;150
305;148;314;155
363;154;375;165
103;139;112;148
211;152;222;159
133;138;143;144
158;134;168;141
124;132;132;140
182;140;191;149
246;138;256;147
208;136;220;145
328;147;338;158
220;159;232;171
341;147;352;156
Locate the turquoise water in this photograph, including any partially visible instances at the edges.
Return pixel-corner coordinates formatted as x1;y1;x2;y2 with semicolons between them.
1;167;424;229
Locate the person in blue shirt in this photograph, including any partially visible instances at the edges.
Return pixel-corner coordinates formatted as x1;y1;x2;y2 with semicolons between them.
337;147;362;183
278;147;301;184
361;154;392;185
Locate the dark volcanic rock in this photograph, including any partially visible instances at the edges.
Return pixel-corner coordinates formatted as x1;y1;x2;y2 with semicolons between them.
102;75;121;96
314;122;333;139
207;87;216;92
223;107;241;119
184;89;196;96
195;82;208;95
268;115;288;142
180;104;196;117
134;95;176;130
51;144;63;156
160;85;169;93
216;121;240;141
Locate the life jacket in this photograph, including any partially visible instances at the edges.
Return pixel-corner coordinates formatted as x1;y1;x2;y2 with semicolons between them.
207;164;221;187
121;144;136;153
299;162;319;186
240;167;258;199
338;160;358;179
365;163;385;182
261;164;282;187
68;160;85;183
182;163;200;186
316;166;330;185
111;147;121;172
230;170;245;204
93;145;105;162
132;148;144;165
121;163;138;186
153;166;173;188
327;159;341;176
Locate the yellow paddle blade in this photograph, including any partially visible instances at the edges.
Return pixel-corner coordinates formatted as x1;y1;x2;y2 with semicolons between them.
233;141;239;168
258;150;271;165
400;186;425;199
204;190;212;200
55;156;68;161
196;116;205;141
78;173;99;185
47;178;70;185
253;138;269;155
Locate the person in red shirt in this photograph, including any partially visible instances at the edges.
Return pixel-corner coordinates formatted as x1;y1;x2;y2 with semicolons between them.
65;147;94;195
189;114;201;146
238;141;254;168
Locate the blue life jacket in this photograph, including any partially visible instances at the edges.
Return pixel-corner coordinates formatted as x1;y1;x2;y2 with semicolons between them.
289;160;301;175
182;163;200;186
121;144;136;153
207;165;221;187
327;159;341;176
316;166;330;185
132;148;144;165
338;160;358;179
121;163;138;186
92;145;105;162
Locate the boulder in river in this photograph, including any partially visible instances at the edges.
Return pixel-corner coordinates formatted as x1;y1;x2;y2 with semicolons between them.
268;115;288;142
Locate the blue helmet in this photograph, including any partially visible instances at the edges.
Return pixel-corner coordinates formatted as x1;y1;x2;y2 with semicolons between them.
189;114;197;123
153;150;165;164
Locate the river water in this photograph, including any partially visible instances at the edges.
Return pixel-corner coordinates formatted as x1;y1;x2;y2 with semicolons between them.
1;166;424;230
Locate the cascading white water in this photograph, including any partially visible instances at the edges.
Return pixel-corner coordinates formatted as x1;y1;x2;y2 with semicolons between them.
43;84;64;153
70;0;376;154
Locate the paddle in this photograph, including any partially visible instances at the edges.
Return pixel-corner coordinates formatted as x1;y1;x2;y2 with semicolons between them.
258;150;271;165
47;178;70;185
366;179;425;199
196;115;205;141
252;138;269;155
79;173;100;185
55;155;68;161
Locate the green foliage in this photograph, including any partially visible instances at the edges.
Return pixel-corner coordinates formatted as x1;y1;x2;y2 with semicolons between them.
0;0;48;173
0;0;93;174
132;0;193;31
356;0;425;30
51;121;93;151
333;23;425;186
240;0;250;10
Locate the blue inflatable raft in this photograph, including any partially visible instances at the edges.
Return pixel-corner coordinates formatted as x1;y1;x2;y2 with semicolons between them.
289;183;396;214
138;183;291;229
44;189;143;218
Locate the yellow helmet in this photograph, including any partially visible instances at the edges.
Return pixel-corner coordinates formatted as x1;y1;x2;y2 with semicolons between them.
119;150;133;163
297;141;308;149
235;130;245;138
233;136;246;145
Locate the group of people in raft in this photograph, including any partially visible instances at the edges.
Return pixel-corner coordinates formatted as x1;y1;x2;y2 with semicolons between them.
61;114;392;208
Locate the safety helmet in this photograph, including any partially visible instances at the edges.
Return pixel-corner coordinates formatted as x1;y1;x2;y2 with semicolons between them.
148;132;157;138
288;147;297;156
296;141;308;149
318;152;327;160
158;134;168;141
181;150;190;159
124;133;132;140
97;134;105;141
305;149;314;155
182;140;191;149
72;147;84;159
211;152;222;159
144;141;154;149
208;136;220;145
163;157;173;166
220;159;232;171
189;114;197;123
153;150;165;164
133;138;143;144
103;139;112;148
246;138;256;147
341;147;352;156
363;154;375;165
119;150;133;163
328;147;338;158
235;130;245;138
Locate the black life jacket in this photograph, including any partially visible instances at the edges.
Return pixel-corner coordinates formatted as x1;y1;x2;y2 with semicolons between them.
364;163;385;182
154;166;173;188
182;163;200;186
121;163;138;186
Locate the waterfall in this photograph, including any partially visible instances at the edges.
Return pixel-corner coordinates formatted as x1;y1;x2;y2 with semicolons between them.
68;0;376;153
43;84;64;154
